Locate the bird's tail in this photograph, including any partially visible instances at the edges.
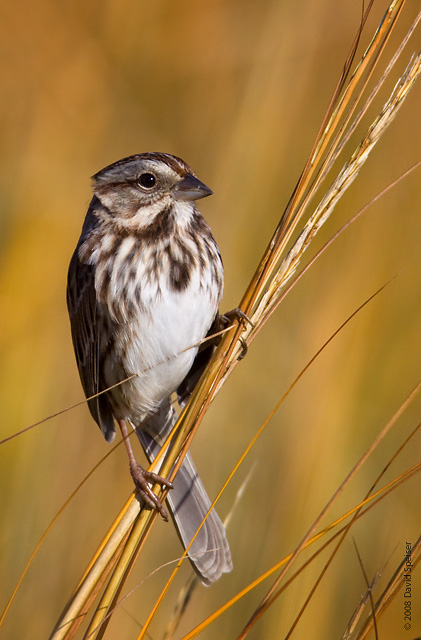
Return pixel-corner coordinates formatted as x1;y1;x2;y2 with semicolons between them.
135;404;232;585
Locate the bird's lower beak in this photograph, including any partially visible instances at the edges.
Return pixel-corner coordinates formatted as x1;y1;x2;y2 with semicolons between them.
173;173;213;201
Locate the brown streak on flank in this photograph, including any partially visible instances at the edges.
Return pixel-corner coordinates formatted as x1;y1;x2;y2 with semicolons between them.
168;259;191;291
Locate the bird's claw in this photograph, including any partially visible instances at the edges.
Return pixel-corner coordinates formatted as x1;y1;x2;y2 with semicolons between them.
237;337;248;360
221;307;254;329
220;308;253;360
130;462;173;521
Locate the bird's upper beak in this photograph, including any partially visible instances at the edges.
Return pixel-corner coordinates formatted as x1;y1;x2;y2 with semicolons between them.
172;173;213;201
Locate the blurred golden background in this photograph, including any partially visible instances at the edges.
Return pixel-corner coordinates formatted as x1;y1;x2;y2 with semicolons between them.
1;1;420;638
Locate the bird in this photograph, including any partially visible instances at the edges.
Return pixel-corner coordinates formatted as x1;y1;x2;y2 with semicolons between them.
67;152;233;584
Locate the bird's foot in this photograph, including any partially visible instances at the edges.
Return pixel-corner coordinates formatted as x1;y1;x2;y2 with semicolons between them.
220;307;254;328
130;461;173;521
219;308;254;359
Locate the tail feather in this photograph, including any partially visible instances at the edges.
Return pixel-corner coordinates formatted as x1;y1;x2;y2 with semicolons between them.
135;409;232;584
167;450;232;584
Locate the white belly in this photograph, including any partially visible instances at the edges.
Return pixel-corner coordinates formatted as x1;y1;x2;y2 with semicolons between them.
104;269;220;423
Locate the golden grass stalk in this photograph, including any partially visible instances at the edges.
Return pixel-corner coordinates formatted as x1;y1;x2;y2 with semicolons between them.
235;385;421;640
238;0;407;321
181;372;421;640
46;2;420;638
259;50;421;324
351;536;421;639
182;461;421;640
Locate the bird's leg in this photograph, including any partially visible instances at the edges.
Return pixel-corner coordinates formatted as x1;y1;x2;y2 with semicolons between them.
119;419;173;521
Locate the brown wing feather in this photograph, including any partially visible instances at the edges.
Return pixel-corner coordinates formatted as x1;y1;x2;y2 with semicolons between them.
67;245;116;441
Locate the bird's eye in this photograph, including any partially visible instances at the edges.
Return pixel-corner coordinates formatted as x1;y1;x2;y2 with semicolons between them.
138;172;156;188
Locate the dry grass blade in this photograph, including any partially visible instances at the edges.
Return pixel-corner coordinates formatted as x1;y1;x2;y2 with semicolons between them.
349;536;421;639
341;540;383;640
162;464;255;640
181;460;421;640
181;413;421;640
331;10;421;166
250;50;421;332
238;0;407;321
235;375;421;639
342;573;380;640
49;496;140;640
162;574;198;640
83;507;157;640
0;441;124;632
49;427;179;639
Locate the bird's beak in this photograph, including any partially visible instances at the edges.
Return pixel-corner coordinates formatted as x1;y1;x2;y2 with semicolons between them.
173;173;213;201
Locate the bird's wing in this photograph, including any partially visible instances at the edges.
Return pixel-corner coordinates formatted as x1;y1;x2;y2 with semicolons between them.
67;247;116;441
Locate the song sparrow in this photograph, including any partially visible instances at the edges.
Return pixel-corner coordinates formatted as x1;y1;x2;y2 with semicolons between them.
67;152;232;584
